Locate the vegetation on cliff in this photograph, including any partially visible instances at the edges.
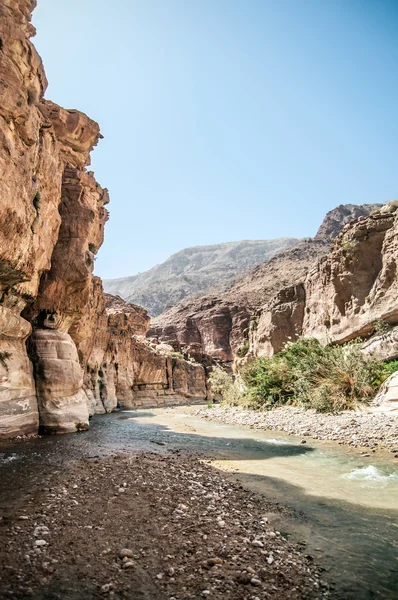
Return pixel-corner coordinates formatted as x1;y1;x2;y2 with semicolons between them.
210;338;398;412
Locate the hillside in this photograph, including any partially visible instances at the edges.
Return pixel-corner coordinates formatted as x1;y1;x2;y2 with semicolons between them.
150;203;383;362
103;238;300;316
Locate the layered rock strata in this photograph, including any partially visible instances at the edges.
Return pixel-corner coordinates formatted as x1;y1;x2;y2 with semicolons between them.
250;203;398;359
0;1;206;438
151;204;382;363
81;291;207;413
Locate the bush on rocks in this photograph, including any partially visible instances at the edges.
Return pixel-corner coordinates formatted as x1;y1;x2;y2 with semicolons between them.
241;338;396;412
208;367;242;406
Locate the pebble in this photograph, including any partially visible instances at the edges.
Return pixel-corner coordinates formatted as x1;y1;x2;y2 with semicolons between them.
122;561;135;569
119;548;134;558
197;406;398;451
34;540;47;547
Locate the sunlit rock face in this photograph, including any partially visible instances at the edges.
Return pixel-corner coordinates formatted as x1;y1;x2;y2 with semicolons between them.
0;307;38;438
80;290;207;413
302;205;398;344
362;326;398;362
372;372;398;413
29;330;89;433
0;1;207;438
0;0;61;437
250;204;398;365
151;204;382;364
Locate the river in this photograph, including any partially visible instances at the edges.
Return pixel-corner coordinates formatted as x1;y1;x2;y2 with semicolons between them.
1;406;397;599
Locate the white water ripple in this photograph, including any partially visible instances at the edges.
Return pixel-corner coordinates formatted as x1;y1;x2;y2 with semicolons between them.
342;465;398;485
265;438;289;445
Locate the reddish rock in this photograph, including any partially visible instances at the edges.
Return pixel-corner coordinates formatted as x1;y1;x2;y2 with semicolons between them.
151;205;381;363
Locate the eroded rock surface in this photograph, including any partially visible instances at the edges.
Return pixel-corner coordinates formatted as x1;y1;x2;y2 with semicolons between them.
151;204;382;363
29;329;89;433
0;0;206;438
82;290;207;413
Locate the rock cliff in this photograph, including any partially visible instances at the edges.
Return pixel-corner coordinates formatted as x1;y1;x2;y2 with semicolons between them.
150;204;382;363
104;238;300;316
0;1;206;438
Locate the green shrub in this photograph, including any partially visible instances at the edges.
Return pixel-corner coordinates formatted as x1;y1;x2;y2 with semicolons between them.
340;238;358;255
170;351;184;360
237;340;250;358
378;359;398;382
372;319;391;336
208;367;241;406
241;338;392;412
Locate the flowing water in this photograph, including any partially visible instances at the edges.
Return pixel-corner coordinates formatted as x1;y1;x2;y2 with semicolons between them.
1;406;397;599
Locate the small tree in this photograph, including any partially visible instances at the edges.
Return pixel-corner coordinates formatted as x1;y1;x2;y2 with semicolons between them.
208;367;241;406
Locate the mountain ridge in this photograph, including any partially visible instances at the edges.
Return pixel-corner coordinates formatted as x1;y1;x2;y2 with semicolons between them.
103;237;300;316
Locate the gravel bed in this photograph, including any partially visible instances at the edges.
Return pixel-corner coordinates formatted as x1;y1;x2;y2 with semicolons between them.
195;406;398;454
0;451;330;600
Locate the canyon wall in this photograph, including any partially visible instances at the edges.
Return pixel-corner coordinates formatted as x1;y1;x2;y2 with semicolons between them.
151;204;383;364
0;1;206;438
252;203;398;359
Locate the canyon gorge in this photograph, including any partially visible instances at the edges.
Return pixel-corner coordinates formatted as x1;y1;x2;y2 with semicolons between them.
0;0;207;440
1;0;398;443
0;4;398;600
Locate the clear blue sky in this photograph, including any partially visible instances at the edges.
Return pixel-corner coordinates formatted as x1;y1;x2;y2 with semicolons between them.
32;0;398;279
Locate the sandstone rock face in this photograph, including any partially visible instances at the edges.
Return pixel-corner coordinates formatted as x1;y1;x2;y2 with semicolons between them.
0;0;62;437
0;1;207;438
362;326;398;361
82;290;207;412
104;238;300;316
302;206;398;344
151;205;381;363
29;329;89;433
0;307;38;438
314;203;382;243
372;372;398;413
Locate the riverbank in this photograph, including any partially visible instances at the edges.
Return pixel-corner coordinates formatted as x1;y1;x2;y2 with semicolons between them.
194;405;398;454
0;450;328;600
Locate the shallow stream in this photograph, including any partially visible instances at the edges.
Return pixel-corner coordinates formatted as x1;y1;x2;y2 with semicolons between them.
1;406;397;599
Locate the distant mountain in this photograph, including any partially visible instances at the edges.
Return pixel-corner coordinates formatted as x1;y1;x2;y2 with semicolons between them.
150;202;383;362
103;238;300;316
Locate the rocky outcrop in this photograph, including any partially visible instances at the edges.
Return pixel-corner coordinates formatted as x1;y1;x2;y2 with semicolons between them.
248;203;398;359
151;204;381;363
104;238;300;316
313;203;381;243
372;372;398;413
0;0;63;437
81;289;207;412
29;329;89;433
362;326;398;361
302;205;398;344
0;1;206;438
